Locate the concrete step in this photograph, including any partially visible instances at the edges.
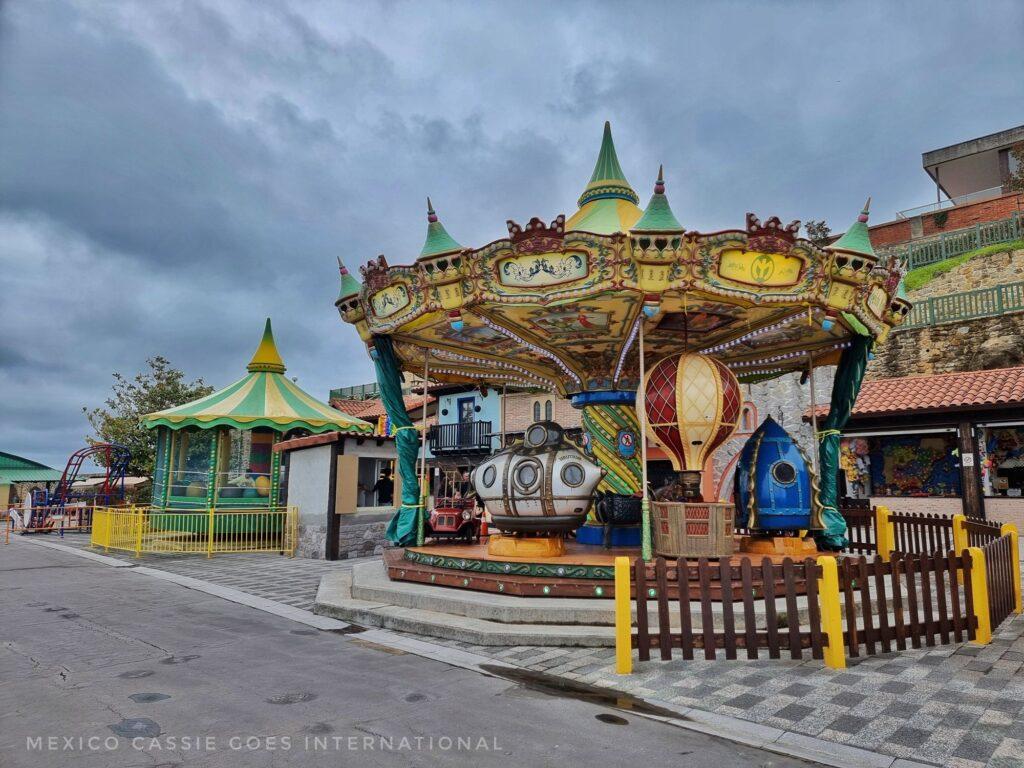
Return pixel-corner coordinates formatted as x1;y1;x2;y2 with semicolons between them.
314;567;616;646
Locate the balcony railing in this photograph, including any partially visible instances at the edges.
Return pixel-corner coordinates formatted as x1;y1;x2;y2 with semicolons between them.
896;185;1006;220
879;213;1021;270
428;421;493;454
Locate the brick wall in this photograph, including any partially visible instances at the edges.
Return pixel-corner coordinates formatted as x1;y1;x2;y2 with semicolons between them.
502;391;582;433
867;192;1023;248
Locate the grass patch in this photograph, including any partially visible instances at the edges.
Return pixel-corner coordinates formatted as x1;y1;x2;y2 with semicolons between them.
904;238;1024;293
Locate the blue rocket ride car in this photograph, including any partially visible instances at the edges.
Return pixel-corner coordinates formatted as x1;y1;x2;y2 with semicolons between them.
734;416;823;532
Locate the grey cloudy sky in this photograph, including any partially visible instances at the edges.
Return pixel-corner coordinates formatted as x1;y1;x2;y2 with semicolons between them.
1;0;1022;468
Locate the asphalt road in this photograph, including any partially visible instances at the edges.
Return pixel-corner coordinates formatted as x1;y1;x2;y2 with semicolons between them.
0;542;813;767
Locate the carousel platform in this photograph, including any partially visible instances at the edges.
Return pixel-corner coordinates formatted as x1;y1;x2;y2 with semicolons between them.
389;540;813;598
312;556;814;647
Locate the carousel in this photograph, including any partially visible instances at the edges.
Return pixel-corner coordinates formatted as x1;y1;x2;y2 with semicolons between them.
336;122;910;597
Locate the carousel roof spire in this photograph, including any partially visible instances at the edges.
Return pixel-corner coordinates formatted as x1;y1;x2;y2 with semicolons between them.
632;164;684;232
566;121;643;234
337;256;361;299
577;121;640;208
829;197;876;258
420;197;462;258
247;317;287;374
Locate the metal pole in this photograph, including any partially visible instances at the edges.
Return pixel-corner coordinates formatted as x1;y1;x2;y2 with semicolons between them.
416;352;431;546
808;353;819;474
500;383;507;449
638;320;652;561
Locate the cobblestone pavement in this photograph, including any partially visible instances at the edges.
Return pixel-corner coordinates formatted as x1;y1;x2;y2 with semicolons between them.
430;616;1024;768
33;535;1024;766
46;534;370;611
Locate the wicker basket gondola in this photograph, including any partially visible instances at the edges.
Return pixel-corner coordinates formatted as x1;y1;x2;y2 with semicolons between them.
652;501;735;558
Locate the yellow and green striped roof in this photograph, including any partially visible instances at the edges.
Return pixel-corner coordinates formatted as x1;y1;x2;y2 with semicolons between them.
144;319;374;435
566;121;642;234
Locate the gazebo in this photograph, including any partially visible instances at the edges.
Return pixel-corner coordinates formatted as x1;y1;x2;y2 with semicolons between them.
145;319;373;514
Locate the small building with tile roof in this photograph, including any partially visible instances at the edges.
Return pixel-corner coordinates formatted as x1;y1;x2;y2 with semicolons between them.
806;365;1024;525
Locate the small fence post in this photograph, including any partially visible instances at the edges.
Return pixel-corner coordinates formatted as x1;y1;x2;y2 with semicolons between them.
207;505;216;559
133;506;143;557
817;556;846;669
968;546;992;645
952;513;968;553
614;556;633;675
875;506;893;562
1000;523;1022;614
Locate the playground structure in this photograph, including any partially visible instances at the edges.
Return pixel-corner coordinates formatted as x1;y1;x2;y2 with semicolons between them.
17;442;130;533
336;121;912;603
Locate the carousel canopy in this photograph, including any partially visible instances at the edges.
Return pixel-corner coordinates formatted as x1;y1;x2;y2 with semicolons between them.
336;124;912;397
145;319;374;435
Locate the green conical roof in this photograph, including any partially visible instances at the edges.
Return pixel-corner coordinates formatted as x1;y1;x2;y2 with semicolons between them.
576;121;640;207
830;198;876;258
144;319;373;435
337;257;361;300
633;166;683;232
420;197;462;258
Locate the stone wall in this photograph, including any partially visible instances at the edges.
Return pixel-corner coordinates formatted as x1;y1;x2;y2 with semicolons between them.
867;246;1024;379
336;513;391;559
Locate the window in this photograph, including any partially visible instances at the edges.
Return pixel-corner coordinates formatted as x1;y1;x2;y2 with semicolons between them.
357;457;395;508
169;429;214;496
533;401;541;422
458;397;475;424
739;403;757;433
979;425;1024;498
215;427;274;502
545;400;553;421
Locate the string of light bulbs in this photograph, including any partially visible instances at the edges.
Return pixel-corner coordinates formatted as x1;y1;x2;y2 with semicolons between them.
477;316;583;388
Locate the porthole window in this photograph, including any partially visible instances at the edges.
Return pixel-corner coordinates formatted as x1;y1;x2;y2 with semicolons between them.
771;461;797;486
561;463;585;488
526;424;548;447
482;466;496;488
514;461;541;492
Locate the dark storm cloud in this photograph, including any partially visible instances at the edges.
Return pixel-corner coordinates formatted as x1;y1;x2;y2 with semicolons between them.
1;0;1023;467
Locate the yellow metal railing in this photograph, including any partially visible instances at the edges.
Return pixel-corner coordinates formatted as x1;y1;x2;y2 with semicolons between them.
90;506;297;557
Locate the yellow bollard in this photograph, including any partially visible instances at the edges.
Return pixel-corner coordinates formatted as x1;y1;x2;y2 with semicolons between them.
952;513;968;554
614;556;633;675
817;556;846;669
968;546;992;645
1000;523;1022;614
875;506;893;562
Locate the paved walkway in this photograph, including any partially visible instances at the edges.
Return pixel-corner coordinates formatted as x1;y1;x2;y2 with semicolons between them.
41;534;368;611
19;535;1024;766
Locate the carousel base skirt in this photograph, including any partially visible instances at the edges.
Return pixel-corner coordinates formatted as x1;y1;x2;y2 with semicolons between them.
391;537;819;598
575;523;642;547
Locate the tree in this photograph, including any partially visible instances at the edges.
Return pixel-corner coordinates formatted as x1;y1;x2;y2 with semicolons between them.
84;357;214;476
1007;142;1024;193
804;219;833;247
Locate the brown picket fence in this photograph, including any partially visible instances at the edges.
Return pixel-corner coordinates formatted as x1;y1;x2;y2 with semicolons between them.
889;511;955;555
633;557;825;662
837;551;976;657
985;534;1017;629
617;509;1022;674
840;506;877;554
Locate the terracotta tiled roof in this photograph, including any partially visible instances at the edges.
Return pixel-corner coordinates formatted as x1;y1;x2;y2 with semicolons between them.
329;395;433;420
808;366;1024;418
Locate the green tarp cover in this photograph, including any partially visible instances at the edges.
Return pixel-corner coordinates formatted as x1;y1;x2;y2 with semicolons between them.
816;335;872;550
371;336;423;547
